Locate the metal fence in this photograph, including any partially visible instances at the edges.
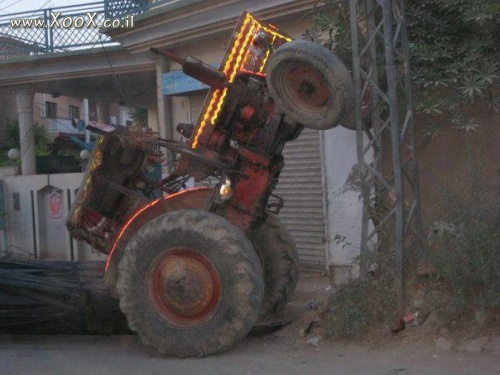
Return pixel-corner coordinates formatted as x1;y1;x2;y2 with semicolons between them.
0;0;164;60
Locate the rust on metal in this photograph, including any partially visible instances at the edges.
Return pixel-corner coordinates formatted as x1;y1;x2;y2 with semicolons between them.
150;247;221;325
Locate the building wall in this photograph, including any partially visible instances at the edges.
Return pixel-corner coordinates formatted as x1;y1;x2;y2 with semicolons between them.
321;127;371;283
2;173;105;261
33;94;82;123
415;101;500;226
28;95;127;142
33;94;84;142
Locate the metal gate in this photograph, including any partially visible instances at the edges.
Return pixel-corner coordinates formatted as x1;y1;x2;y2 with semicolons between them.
274;128;326;270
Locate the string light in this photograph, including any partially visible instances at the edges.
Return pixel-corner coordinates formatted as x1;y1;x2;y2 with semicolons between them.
191;13;291;150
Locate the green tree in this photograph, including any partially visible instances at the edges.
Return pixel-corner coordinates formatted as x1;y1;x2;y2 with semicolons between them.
3;119;51;157
0;120;51;166
127;107;148;128
407;0;499;138
303;0;500;338
303;0;499;138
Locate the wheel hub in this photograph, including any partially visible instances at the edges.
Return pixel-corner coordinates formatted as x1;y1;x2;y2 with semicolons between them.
151;247;221;325
285;65;330;113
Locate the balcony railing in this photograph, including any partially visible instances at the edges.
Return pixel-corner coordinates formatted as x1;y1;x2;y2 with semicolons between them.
0;0;166;60
47;117;85;134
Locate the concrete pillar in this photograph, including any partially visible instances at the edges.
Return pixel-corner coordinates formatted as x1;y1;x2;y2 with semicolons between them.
96;100;110;124
156;56;175;176
16;87;36;175
82;98;90;143
321;126;373;286
156;56;172;140
147;107;158;132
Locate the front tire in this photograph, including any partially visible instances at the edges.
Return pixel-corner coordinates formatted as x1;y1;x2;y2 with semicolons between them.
116;209;264;357
265;40;355;130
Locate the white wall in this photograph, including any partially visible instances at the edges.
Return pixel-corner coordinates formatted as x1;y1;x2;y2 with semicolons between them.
321;127;372;285
3;173;106;261
0;167;16;179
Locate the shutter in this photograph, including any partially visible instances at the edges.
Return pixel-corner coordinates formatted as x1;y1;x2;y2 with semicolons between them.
274;128;326;270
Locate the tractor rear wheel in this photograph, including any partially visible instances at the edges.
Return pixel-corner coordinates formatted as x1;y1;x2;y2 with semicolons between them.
265;39;354;130
249;213;298;318
116;209;264;357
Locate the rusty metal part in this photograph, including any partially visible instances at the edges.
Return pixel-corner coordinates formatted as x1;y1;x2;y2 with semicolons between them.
150;247;221;325
282;64;330;115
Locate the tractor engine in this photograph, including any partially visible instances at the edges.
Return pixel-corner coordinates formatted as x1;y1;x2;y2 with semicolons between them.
171;72;303;230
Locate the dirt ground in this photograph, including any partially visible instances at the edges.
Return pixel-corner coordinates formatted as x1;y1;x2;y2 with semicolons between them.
1;270;499;375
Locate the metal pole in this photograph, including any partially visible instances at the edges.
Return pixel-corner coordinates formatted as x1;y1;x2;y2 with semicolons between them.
349;0;370;276
349;0;421;317
381;0;406;315
398;0;424;237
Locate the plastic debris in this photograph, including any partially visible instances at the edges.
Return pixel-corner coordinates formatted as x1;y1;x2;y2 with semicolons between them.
307;336;321;348
393;312;420;333
308;300;319;310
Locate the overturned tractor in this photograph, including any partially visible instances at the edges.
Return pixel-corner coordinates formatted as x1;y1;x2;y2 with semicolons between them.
66;12;354;357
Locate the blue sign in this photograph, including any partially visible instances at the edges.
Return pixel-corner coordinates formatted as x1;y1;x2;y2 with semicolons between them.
162;69;210;96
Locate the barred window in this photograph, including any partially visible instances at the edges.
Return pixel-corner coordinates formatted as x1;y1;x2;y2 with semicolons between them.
45;101;57;118
69;105;80;120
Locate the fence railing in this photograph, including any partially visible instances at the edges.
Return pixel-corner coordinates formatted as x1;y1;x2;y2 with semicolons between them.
47;117;85;134
0;0;165;60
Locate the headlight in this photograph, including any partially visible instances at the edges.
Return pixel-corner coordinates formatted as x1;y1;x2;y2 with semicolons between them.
215;176;233;203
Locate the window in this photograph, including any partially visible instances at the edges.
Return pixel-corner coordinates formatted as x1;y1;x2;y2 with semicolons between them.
69;105;79;120
45;101;57;118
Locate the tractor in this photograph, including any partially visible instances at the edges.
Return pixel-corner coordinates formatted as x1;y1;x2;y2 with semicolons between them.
66;12;354;357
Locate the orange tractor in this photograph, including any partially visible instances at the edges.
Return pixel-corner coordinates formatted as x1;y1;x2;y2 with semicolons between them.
66;12;354;356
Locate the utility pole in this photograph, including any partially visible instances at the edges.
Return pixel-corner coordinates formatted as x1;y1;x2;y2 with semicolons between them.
348;0;422;316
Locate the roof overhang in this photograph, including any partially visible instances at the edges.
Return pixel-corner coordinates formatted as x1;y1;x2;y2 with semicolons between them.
0;47;157;106
104;0;320;53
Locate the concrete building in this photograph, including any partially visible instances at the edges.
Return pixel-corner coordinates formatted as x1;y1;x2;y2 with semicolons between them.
32;94;130;143
0;0;365;283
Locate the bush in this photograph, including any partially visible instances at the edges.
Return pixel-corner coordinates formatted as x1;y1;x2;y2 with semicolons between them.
323;272;398;338
4;119;51;156
0;119;51;166
423;147;500;319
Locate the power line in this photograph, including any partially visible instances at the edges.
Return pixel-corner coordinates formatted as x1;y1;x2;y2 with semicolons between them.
28;0;52;17
100;35;129;105
0;0;51;16
0;0;22;13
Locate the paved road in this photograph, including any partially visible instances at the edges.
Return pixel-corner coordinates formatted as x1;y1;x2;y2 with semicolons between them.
1;332;499;375
1;271;498;375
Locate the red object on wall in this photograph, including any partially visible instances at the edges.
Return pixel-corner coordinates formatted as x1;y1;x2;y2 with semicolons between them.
49;189;62;220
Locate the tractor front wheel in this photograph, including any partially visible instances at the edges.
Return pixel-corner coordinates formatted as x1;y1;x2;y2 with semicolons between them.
116;209;264;357
265;40;354;130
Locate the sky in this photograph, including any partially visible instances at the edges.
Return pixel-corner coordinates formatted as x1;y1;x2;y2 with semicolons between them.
0;0;85;15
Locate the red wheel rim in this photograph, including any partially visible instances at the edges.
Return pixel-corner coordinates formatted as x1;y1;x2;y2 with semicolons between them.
150;247;221;326
281;64;330;114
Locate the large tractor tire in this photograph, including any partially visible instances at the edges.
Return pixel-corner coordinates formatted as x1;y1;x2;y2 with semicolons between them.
249;213;299;318
265;39;354;130
116;209;264;357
